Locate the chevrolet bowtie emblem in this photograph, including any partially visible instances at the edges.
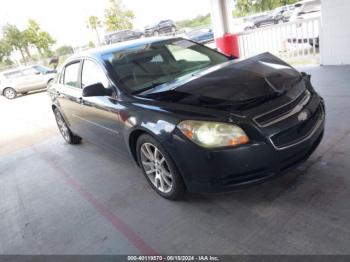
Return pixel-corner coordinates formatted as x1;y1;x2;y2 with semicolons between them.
298;110;309;122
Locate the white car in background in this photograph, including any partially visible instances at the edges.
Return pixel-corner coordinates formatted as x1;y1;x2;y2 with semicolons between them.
232;18;255;32
289;0;321;22
0;65;56;99
287;0;321;47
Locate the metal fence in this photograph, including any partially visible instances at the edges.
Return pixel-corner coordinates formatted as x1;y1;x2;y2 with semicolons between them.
237;17;321;60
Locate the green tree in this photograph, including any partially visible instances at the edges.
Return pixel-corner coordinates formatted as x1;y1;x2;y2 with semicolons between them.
55;45;74;57
233;0;299;17
176;14;211;29
2;24;28;64
104;0;134;32
88;41;96;49
0;39;12;63
87;16;102;46
24;19;55;58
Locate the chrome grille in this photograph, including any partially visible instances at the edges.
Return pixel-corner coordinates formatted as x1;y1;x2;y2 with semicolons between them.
254;90;311;127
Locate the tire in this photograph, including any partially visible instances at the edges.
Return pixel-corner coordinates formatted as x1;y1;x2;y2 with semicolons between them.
136;134;185;200
53;108;81;144
3;87;17;99
153;30;159;37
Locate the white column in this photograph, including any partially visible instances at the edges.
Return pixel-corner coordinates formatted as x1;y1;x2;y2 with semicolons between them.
210;0;233;39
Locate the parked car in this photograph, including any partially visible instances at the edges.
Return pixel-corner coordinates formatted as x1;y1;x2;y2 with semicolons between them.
0;65;56;99
289;0;321;22
278;4;296;22
288;0;321;47
186;28;214;44
252;10;285;28
104;29;144;44
228;18;255;32
49;37;325;200
144;20;176;37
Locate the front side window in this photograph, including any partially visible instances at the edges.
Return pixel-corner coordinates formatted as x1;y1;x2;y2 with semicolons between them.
103;38;228;94
81;60;109;88
63;62;80;88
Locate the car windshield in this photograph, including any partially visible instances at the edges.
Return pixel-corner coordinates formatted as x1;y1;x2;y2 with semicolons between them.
102;38;229;94
34;65;52;74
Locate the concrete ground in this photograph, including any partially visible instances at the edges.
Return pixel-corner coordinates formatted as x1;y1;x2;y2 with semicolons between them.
1;65;350;255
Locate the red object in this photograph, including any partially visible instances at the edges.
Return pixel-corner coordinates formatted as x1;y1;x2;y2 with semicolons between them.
215;33;240;58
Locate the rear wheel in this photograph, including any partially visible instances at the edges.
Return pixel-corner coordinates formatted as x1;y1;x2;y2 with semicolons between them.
3;87;17;99
137;134;185;200
54;108;81;144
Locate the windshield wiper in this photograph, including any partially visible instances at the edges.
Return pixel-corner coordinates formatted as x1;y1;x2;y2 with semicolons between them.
132;81;168;95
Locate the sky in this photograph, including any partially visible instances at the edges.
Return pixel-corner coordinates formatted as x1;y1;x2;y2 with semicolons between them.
0;0;211;47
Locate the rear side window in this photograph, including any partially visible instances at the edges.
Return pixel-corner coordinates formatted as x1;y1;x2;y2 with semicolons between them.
64;62;80;88
4;71;23;79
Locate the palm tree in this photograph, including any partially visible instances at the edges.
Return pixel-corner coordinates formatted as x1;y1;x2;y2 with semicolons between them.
87;16;102;46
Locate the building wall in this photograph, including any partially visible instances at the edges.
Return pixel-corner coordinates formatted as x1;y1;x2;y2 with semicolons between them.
321;0;350;65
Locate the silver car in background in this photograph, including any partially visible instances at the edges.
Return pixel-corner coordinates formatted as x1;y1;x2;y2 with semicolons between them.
0;65;56;99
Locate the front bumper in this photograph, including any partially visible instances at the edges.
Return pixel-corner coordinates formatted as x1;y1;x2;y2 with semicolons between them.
164;96;325;193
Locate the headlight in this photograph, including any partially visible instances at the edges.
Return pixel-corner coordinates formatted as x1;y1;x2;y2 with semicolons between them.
177;120;249;148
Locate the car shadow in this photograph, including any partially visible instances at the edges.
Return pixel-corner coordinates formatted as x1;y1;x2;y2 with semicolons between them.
14;89;48;99
184;167;307;204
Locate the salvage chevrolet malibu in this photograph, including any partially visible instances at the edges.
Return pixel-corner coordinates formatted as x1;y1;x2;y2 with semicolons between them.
48;37;325;200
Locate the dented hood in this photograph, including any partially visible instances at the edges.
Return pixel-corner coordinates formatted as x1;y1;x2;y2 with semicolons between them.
142;53;305;109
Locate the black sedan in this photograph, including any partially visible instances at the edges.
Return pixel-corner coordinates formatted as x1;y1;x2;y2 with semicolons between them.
104;29;144;45
49;37;325;200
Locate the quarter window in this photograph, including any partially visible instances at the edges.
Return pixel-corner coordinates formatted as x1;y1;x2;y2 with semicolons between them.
64;62;80;88
4;71;23;79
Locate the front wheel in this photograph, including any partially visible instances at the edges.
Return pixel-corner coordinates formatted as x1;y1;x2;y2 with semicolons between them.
3;87;17;99
54;108;81;144
137;134;185;200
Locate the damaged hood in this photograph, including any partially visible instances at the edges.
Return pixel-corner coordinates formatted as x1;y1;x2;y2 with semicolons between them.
141;53;305;110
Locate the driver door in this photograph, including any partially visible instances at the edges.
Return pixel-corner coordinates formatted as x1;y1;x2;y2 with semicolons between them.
71;59;128;156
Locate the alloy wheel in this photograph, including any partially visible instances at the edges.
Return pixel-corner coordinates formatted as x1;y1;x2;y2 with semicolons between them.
140;142;173;193
55;111;70;142
4;88;16;99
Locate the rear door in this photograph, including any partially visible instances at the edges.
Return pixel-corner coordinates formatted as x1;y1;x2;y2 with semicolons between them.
21;67;47;91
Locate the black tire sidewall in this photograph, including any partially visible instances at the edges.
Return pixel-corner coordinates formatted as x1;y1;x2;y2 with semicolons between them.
136;134;185;200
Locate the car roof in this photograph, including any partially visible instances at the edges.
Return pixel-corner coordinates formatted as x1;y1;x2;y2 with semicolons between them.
68;36;174;61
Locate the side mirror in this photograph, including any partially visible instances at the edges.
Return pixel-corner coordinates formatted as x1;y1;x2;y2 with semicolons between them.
82;83;108;97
